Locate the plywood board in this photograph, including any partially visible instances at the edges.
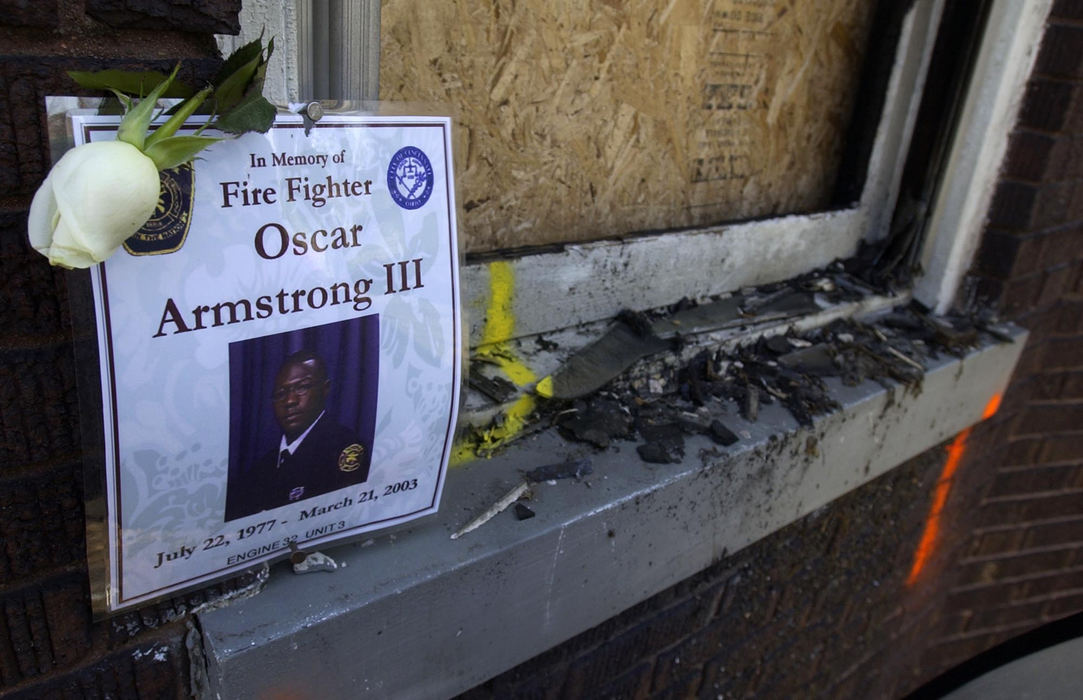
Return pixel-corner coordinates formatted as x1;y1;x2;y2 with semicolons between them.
381;0;874;253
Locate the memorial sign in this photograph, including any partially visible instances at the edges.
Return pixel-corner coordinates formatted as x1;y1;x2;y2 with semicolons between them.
65;109;461;613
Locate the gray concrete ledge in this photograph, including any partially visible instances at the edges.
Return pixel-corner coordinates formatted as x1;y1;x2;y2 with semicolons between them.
197;329;1025;699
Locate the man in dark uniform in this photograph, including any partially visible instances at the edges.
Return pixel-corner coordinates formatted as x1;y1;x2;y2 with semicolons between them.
224;349;370;521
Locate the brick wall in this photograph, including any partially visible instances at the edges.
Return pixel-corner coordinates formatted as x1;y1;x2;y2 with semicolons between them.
460;2;1083;697
0;2;239;698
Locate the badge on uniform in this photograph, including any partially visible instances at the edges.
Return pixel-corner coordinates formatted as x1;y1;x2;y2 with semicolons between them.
338;444;366;472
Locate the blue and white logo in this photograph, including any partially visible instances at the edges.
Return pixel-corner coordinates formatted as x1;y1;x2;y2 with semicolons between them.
387;146;434;210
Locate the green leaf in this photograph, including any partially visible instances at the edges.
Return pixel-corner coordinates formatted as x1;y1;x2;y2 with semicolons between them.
213;36;274;112
107;88;132;112
143;135;221;171
213;92;276;135
144;86;212;149
95;94;126;116
116;64;181;149
68;69;196;98
249;37;273;93
213;35;267;87
213;50;264;113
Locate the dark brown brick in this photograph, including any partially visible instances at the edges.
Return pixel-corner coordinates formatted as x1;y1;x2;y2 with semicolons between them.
0;344;81;469
0;0;59;28
649;668;700;700
1073;260;1083;294
1038;266;1076;307
1061;372;1083;398
957;548;1075;587
562;594;713;696
979;491;1083;530
1000;273;1044;315
1065;137;1083;180
1042;591;1083;618
40;584;91;670
590;661;652;700
0;56;222;200
966;529;1026;559
1004;130;1057;182
1054;301;1083;335
1039;183;1077;230
1019;568;1083;599
1018;78;1076;132
1040;337;1083;370
4;633;187;700
1015;401;1083;435
85;0;241;34
964;600;1048;634
988;181;1039;231
988;374;1038;409
1011;338;1051;378
1024;374;1062;403
921;632;1019;680
975;230;1045;280
988;463;1083;498
999;437;1045;465
650;621;728;691
1040;228;1083;270
1053;0;1083;21
1071;179;1083;220
1037;23;1083;79
0;213;70;345
0;463;86;584
699;655;760;700
490;663;567;700
0;573;95;686
1038;433;1083;463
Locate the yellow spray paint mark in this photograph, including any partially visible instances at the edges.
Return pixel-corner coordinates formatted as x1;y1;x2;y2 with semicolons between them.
535;376;554;399
451;261;538;464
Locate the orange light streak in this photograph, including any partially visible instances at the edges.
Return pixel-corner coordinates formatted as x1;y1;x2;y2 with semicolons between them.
906;393;1002;586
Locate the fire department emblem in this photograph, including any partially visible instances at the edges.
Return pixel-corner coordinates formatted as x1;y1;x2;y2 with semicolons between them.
338;444;366;472
123;163;194;256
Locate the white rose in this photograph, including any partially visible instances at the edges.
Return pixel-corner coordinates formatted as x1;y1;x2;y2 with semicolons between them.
28;140;160;269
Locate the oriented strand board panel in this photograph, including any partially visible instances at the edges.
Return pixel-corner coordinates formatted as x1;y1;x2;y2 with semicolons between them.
381;0;874;253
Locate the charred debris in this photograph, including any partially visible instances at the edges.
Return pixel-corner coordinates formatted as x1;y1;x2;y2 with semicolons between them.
465;261;1009;466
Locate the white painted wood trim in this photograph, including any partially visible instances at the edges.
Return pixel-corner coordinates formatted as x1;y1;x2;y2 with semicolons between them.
295;0;381;100
463;209;869;346
859;0;945;241
914;0;1054;314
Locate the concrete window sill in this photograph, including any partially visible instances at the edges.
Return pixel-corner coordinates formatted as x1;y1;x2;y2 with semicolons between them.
196;325;1025;699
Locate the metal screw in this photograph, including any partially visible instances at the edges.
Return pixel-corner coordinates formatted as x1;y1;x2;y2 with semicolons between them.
303;101;323;122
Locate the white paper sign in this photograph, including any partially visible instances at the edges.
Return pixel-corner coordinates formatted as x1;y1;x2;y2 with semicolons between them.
74;112;460;611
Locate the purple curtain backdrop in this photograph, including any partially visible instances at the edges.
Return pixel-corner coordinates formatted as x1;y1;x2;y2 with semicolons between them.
226;314;380;483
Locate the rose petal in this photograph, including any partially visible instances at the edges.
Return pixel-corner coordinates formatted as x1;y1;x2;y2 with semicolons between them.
50;141;160;262
49;243;99;270
27;171;59;257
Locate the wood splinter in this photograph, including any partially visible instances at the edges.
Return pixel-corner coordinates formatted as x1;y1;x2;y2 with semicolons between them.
450;482;531;540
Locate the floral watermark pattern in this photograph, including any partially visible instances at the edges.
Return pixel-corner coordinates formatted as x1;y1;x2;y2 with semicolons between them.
29;38;276;268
